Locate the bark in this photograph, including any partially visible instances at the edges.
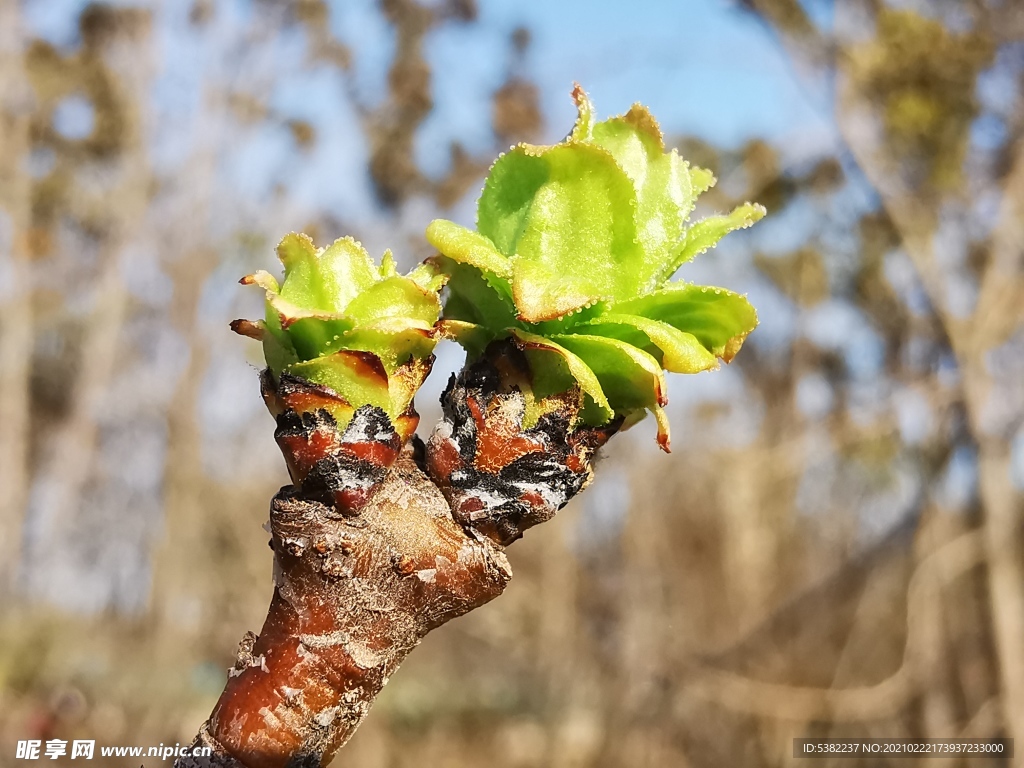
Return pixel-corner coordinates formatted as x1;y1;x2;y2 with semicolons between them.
180;342;618;768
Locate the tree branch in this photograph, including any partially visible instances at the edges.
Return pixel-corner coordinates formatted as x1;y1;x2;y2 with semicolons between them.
180;342;618;767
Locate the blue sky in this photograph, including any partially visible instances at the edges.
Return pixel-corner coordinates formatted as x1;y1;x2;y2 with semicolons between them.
25;0;835;161
22;0;840;272
379;0;834;175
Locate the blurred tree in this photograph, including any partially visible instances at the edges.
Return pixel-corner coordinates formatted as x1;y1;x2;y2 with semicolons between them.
737;0;1024;746
0;0;34;595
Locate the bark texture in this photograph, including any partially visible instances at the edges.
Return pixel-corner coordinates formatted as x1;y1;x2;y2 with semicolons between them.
180;342;618;768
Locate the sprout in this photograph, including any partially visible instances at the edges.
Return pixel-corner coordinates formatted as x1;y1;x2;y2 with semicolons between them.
232;233;445;440
427;86;763;449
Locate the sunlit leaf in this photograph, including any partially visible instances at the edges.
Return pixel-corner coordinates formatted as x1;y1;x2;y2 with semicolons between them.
426;219;512;278
477;147;550;257
590;114;699;287
506;142;642;320
430;86;764;439
236;233;444;428
616;284;758;361
550;333;666;413
570;82;595;141
658;202;766;280
407;260;448;293
277;234;377;312
343;276;441;328
512;329;612;422
577;313;718;373
437;319;493;360
288;350;392;413
331;319;435;374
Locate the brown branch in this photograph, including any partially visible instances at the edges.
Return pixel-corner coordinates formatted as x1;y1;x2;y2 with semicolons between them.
194;450;510;768
179;342;617;767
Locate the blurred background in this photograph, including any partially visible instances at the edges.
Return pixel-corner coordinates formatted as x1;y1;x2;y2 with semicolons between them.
1;0;1023;765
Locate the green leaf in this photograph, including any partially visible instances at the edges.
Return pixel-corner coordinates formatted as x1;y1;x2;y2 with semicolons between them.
425;87;765;445
261;313;299;373
439;257;518;332
619;103;666;150
512;329;612;423
343;276;441;328
507;142;643;320
658;202;766;280
330;319;436;374
387;355;434;422
279;321;345;361
550;333;666;413
577;312;718;373
615;283;758;362
590;114;699;288
379;249;398;278
269;235;382;361
426;219;512;278
407;260;448;293
244;236;443;365
570;83;595;141
275;233;326;308
263;291;354;362
477;148;550;257
287;350;392;413
277;234;377;313
438;319;493;360
690;166;716;196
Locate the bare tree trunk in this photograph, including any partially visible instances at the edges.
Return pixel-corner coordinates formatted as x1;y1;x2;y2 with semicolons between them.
969;139;1024;741
825;4;1024;739
837;104;1024;743
21;11;153;601
0;0;34;594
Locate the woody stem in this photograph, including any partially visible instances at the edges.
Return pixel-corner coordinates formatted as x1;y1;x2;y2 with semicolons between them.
179;343;617;768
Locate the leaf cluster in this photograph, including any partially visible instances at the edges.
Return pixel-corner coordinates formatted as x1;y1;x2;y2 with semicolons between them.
235;88;764;447
428;87;762;447
235;234;444;429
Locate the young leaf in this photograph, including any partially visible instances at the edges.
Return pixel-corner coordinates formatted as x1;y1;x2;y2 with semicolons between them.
590;112;700;286
550;333;667;413
437;258;518;331
425;220;512;279
429;86;764;444
616;284;758;361
288;350;392;414
658;202;766;281
577;313;718;373
512;329;612;422
508;143;643;320
277;234;376;312
234;233;444;435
